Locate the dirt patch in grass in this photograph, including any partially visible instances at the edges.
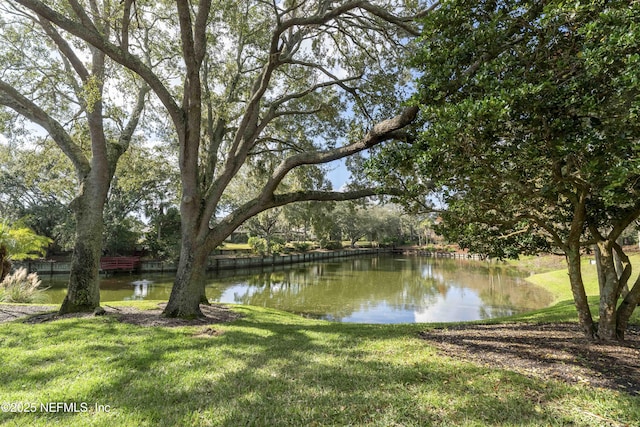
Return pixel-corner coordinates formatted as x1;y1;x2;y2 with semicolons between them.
419;322;640;395
0;304;57;322
0;303;242;327
108;303;243;327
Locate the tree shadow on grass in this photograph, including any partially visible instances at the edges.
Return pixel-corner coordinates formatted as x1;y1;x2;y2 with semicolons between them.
1;314;616;426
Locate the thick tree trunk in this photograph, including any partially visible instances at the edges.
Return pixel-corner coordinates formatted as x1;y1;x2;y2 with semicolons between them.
595;241;621;340
163;236;209;318
59;181;107;314
566;250;595;339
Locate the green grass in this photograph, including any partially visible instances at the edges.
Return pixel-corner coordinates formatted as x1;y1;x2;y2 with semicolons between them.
0;303;639;426
217;242;251;251
526;254;640;304
2;255;640;426
505;254;567;274
516;254;640;326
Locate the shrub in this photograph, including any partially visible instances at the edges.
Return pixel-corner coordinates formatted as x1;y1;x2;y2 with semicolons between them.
248;237;268;255
248;236;285;255
321;240;343;250
270;237;285;255
0;268;48;303
291;242;312;252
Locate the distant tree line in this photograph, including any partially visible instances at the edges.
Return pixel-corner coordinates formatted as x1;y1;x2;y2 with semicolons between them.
0;140;438;258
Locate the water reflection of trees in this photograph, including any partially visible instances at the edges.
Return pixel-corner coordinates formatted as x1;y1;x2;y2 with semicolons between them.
210;256;553;321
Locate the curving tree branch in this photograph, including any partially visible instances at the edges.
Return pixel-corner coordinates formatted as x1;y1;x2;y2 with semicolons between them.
0;79;90;178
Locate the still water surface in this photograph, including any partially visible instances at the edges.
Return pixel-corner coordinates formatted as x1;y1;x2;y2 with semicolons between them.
41;255;553;323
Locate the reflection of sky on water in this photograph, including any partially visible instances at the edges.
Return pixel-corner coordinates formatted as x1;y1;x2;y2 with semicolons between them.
216;275;517;324
125;279;153;300
219;283;259;303
422;264;444;282
331;301;416;323
41;256;551;324
320;287;492;324
413;287;485;323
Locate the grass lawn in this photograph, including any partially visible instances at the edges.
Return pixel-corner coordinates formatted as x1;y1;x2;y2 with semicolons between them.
1;256;639;426
0;301;638;427
526;254;640;304
517;254;640;326
217;242;251;251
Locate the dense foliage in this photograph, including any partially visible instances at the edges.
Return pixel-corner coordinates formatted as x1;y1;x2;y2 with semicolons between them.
0;221;51;282
370;0;640;339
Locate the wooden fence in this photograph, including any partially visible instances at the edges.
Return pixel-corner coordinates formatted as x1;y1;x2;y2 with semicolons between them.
390;248;482;260
15;248;386;275
100;256;141;273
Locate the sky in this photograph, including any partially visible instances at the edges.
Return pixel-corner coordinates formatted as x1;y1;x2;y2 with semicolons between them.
326;158;350;191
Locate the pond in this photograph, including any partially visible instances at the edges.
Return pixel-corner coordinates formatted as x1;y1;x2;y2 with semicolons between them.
40;255;553;324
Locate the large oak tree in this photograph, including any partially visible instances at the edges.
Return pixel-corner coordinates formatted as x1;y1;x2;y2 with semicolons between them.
14;0;430;317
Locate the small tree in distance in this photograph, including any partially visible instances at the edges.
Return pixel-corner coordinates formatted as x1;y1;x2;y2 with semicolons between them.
0;221;51;282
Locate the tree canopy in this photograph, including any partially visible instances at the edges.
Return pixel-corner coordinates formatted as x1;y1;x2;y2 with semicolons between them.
369;0;640;339
10;0;428;317
0;141;76;251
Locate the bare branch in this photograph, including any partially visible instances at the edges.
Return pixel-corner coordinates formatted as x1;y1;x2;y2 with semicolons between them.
274;2;413;38
117;84;150;154
121;0;134;52
266;58;371;120
416;2;441;19
37;18;89;82
521;213;568;251
357;2;421;36
498;228;531;240
67;0;100;35
271;107;323;120
266;73;360;111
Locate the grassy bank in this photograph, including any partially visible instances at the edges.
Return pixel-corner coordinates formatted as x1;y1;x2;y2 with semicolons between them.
0;302;638;426
524;254;640;304
1;256;639;426
514;254;640;326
